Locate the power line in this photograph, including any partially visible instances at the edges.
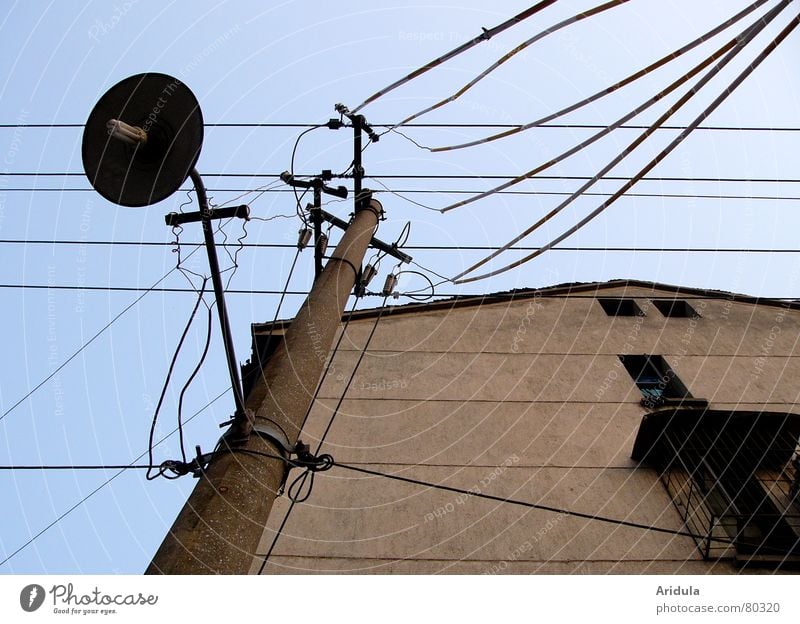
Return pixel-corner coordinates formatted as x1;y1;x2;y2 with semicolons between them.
456;7;800;284
10;275;800;298
427;0;771;152
146;278;210;480
4;172;800;183
0;465;153;470
351;0;557;112
0;123;322;129
4;188;800;203
0;252;200;422
4;240;800;253
393;0;632;128
256;299;360;573
257;296;390;574
441;4;774;214
2;122;799;131
0;386;231;568
329;461;733;545
0;212;241;422
0;284;313;294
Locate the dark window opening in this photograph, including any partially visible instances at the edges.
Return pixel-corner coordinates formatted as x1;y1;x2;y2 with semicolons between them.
599;298;644;317
632;410;800;567
620;354;691;407
242;327;286;401
653;299;700;318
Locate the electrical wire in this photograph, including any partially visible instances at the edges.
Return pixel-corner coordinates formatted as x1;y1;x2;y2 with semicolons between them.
257;296;389;573
363;174;800;182
172;225;208;288
213;178;284;210
329;461;735;545
394;221;412;249
289;127;322;226
12;188;800;203
0;385;232;567
0;242;208;423
219;218;251;291
455;7;800;284
391;0;634;128
440;2;785;214
351;0;557;113
395;270;437;301
0;181;253;425
170;209;215;466
424;0;770;152
365;222;413;279
250;245;304;399
454;2;788;279
369;176;439;211
255;298;360;572
6;240;800;253
7;282;800;299
146;278;209;480
176;303;213;464
0;123;325;129
0;465;156;470
255;298;359;573
0;284;315;294
3;122;800;131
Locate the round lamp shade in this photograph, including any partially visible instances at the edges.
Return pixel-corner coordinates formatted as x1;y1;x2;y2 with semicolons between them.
82;73;203;207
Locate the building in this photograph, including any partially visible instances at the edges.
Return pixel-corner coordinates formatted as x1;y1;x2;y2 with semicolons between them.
242;280;800;574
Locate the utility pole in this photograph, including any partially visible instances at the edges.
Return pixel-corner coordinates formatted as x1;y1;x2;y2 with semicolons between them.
280;170;348;278
146;191;382;574
80;73;401;574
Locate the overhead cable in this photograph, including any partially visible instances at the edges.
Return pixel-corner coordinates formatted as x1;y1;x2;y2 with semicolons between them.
453;1;787;279
351;0;557;113
440;2;783;215
392;0;632;129
9;188;800;202
426;0;770;152
455;6;800;284
0;386;232;567
330;462;734;545
0;244;205;423
3;173;800;183
257;296;390;574
146;279;210;480
5;239;800;254
2;122;800;131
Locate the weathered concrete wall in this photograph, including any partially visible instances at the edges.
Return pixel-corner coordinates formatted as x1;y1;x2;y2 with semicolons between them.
250;283;800;574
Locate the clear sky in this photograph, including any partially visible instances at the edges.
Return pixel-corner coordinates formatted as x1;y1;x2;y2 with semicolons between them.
1;0;799;573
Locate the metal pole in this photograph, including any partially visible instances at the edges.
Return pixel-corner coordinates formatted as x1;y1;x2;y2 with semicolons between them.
312;181;323;278
189;169;246;420
352;116;363;201
146;196;383;574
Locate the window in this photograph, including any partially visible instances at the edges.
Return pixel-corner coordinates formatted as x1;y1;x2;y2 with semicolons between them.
599;298;644;317
242;326;286;400
619;354;691;407
652;299;700;318
632;410;800;567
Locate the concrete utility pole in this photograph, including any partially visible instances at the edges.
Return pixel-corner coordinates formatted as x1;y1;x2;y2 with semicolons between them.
146;195;383;574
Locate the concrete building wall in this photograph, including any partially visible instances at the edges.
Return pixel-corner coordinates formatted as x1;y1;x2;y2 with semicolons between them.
249;282;800;574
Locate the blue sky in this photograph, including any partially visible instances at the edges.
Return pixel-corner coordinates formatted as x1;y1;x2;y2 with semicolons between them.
1;0;799;573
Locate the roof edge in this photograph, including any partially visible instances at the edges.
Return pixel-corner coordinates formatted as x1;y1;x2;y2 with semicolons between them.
252;279;800;333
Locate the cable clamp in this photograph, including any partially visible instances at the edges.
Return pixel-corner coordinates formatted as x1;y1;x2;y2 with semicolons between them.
283;440;334;503
291;441;334;473
159;445;215;479
250;422;293;456
246;423;334;494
